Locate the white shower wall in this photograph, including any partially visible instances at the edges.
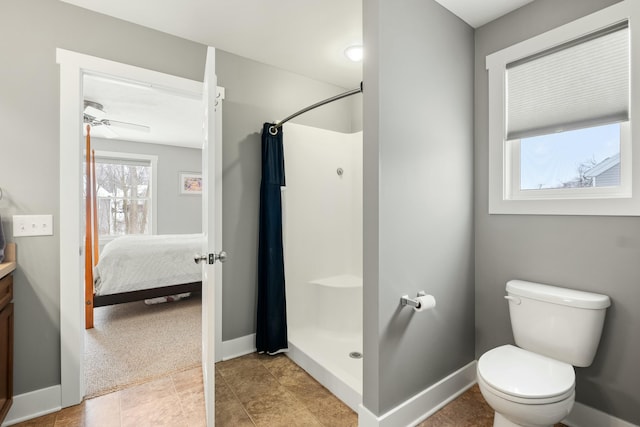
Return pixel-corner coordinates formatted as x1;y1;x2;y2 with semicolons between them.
282;123;363;409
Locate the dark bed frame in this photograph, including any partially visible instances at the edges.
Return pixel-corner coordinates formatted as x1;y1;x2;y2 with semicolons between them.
92;281;202;308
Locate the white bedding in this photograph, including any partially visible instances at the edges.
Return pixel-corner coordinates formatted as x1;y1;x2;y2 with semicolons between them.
94;234;204;296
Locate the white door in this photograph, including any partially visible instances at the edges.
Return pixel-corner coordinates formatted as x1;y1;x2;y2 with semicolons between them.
199;46;224;426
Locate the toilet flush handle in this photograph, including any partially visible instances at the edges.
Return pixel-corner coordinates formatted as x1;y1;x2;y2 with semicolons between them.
504;295;521;305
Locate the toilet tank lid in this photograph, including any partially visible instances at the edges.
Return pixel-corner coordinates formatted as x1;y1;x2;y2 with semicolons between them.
506;280;611;309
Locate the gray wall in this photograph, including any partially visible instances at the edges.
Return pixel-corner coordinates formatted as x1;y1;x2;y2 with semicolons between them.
0;0;206;395
474;0;640;424
91;138;202;235
363;0;475;415
216;49;361;340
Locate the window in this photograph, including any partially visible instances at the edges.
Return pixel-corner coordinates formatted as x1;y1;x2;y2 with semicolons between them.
486;1;640;215
511;122;628;198
86;151;158;238
518;125;621;191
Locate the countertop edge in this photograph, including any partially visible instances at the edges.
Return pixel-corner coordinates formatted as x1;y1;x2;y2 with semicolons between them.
0;262;16;280
0;243;16;279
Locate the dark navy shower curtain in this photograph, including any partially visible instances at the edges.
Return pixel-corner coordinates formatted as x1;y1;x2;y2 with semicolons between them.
256;123;288;354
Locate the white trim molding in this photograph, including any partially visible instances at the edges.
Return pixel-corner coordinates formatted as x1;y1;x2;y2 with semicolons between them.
563;402;639;427
358;361;477;427
221;333;256;361
1;385;61;427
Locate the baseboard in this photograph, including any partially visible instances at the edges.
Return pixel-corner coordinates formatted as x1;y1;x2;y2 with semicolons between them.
563;401;638;427
358;361;477;427
1;385;61;427
221;333;256;361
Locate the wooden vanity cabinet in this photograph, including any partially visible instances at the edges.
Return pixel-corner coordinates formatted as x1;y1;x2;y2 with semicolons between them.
0;243;15;424
0;276;12;423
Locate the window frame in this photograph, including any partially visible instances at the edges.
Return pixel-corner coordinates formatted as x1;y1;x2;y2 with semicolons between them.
486;0;640;215
93;150;158;240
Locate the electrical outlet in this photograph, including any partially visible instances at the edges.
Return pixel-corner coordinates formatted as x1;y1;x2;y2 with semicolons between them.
13;215;54;237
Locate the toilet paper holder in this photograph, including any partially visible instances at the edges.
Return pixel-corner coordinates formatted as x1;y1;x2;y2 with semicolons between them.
401;291;427;309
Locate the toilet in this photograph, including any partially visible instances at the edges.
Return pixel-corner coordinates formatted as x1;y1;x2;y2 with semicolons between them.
477;280;611;427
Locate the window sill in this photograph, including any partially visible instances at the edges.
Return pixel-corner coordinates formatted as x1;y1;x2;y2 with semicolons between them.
488;195;640;216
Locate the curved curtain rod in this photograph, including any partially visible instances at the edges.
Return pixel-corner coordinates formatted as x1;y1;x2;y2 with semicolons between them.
269;82;363;135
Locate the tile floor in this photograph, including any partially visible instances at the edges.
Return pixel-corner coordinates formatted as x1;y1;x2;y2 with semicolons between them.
12;366;205;427
415;385;567;427
12;353;567;427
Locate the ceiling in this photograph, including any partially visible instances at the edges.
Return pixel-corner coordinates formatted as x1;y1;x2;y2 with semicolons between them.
66;0;534;147
83;74;203;148
437;0;534;28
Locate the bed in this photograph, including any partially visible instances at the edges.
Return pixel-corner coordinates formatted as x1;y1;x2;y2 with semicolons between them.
86;233;203;327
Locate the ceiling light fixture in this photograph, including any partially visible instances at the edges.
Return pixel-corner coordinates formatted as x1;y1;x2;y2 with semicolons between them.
344;45;364;62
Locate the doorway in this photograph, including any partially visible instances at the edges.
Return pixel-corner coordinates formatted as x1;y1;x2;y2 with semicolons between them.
82;72;204;396
56;49;223;408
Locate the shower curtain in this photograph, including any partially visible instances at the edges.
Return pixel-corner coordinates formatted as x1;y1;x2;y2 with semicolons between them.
256;123;288;354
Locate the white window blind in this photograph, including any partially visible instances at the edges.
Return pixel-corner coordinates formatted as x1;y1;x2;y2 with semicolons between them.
506;22;629;141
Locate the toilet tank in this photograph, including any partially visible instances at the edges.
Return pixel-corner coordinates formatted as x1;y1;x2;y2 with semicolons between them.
506;280;611;367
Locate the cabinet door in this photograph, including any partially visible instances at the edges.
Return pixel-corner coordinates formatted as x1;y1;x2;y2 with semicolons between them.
0;275;12;311
0;302;13;423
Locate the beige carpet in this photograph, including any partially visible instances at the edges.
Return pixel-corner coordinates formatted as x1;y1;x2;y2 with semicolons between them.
84;294;202;398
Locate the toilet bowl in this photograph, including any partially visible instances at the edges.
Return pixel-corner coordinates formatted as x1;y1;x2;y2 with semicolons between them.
477;345;575;427
478;280;610;427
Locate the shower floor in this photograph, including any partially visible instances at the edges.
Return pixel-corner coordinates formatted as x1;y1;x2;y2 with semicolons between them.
288;327;362;411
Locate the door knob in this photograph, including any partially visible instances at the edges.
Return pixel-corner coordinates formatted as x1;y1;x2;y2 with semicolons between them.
214;251;228;263
194;251;228;264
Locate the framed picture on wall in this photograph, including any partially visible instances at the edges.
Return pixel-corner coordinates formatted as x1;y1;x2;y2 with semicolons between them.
180;172;202;195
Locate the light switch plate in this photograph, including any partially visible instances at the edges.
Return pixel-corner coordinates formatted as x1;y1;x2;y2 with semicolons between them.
13;214;54;237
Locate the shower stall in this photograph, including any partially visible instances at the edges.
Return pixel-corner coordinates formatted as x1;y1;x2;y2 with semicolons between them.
282;123;363;411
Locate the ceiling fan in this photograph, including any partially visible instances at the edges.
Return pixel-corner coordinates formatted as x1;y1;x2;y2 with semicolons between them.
83;100;150;137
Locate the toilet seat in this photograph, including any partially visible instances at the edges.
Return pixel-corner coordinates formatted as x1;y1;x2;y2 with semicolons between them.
478;345;575;404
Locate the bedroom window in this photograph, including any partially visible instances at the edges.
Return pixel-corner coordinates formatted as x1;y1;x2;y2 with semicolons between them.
486;1;640;215
87;152;158;238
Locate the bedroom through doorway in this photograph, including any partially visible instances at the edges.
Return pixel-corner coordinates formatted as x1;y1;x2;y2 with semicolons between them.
81;72;205;397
